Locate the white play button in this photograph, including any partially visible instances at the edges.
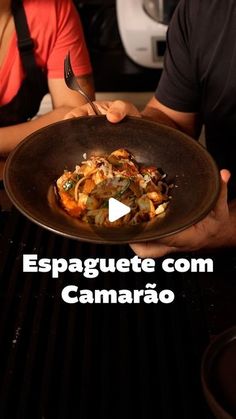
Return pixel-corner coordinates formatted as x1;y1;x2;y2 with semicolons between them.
108;198;131;223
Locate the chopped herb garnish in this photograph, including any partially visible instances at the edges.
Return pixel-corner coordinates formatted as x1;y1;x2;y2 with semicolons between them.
101;199;109;208
63;179;75;191
114;179;131;198
75;173;83;181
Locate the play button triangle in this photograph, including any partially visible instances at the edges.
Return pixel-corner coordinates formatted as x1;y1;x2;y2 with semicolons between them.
108;198;131;223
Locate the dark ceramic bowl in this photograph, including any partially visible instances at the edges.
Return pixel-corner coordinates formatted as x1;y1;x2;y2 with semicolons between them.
201;327;236;419
3;116;220;244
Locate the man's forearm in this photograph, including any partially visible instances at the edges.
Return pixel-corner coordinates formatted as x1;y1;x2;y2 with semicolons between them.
141;104;180;129
0;106;74;156
205;198;236;250
141;97;201;138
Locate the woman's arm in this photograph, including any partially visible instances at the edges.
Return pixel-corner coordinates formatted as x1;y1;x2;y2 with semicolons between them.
0;74;95;156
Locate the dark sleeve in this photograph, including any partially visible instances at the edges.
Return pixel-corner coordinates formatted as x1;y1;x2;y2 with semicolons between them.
156;0;200;112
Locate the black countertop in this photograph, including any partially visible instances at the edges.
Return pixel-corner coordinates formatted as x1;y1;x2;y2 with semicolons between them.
0;191;236;418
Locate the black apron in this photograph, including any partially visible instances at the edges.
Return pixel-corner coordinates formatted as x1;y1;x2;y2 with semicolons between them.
0;0;48;127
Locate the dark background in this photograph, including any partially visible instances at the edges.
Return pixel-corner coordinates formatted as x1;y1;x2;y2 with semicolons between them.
73;0;162;91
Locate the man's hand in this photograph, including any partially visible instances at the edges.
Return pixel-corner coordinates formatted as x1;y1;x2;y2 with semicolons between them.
64;100;141;122
64;101;234;258
130;170;233;258
64;96;199;136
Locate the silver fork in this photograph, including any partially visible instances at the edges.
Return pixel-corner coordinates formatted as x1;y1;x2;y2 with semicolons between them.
64;52;100;115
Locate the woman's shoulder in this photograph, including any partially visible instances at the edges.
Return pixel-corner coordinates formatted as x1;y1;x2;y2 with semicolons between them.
21;0;89;71
23;0;77;28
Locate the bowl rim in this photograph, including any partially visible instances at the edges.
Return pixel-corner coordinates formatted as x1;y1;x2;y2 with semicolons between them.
201;326;236;419
3;115;221;244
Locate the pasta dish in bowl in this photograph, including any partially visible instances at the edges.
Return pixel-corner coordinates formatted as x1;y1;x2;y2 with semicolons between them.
3;116;220;243
55;148;172;227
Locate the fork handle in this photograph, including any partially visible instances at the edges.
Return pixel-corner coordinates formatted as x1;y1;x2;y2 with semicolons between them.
81;91;101;115
88;100;101;116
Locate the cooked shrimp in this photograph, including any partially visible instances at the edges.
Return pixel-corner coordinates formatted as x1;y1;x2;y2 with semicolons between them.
55;148;171;226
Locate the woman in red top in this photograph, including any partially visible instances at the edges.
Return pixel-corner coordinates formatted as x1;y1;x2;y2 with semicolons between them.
0;0;94;157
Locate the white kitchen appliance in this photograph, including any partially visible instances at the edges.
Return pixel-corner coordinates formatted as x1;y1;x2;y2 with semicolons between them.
116;0;168;69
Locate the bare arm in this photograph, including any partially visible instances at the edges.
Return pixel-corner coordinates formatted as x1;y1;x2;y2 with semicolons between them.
141;96;202;138
0;74;95;156
65;95;201;138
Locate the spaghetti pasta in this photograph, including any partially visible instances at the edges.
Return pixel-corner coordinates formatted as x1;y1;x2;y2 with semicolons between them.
54;149;171;226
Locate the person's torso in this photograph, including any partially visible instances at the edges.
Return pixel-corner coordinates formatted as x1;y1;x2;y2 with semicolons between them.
0;0;60;107
190;0;236;197
0;0;51;126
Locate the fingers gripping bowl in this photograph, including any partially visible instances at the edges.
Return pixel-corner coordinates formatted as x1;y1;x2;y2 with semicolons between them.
3;116;220;244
